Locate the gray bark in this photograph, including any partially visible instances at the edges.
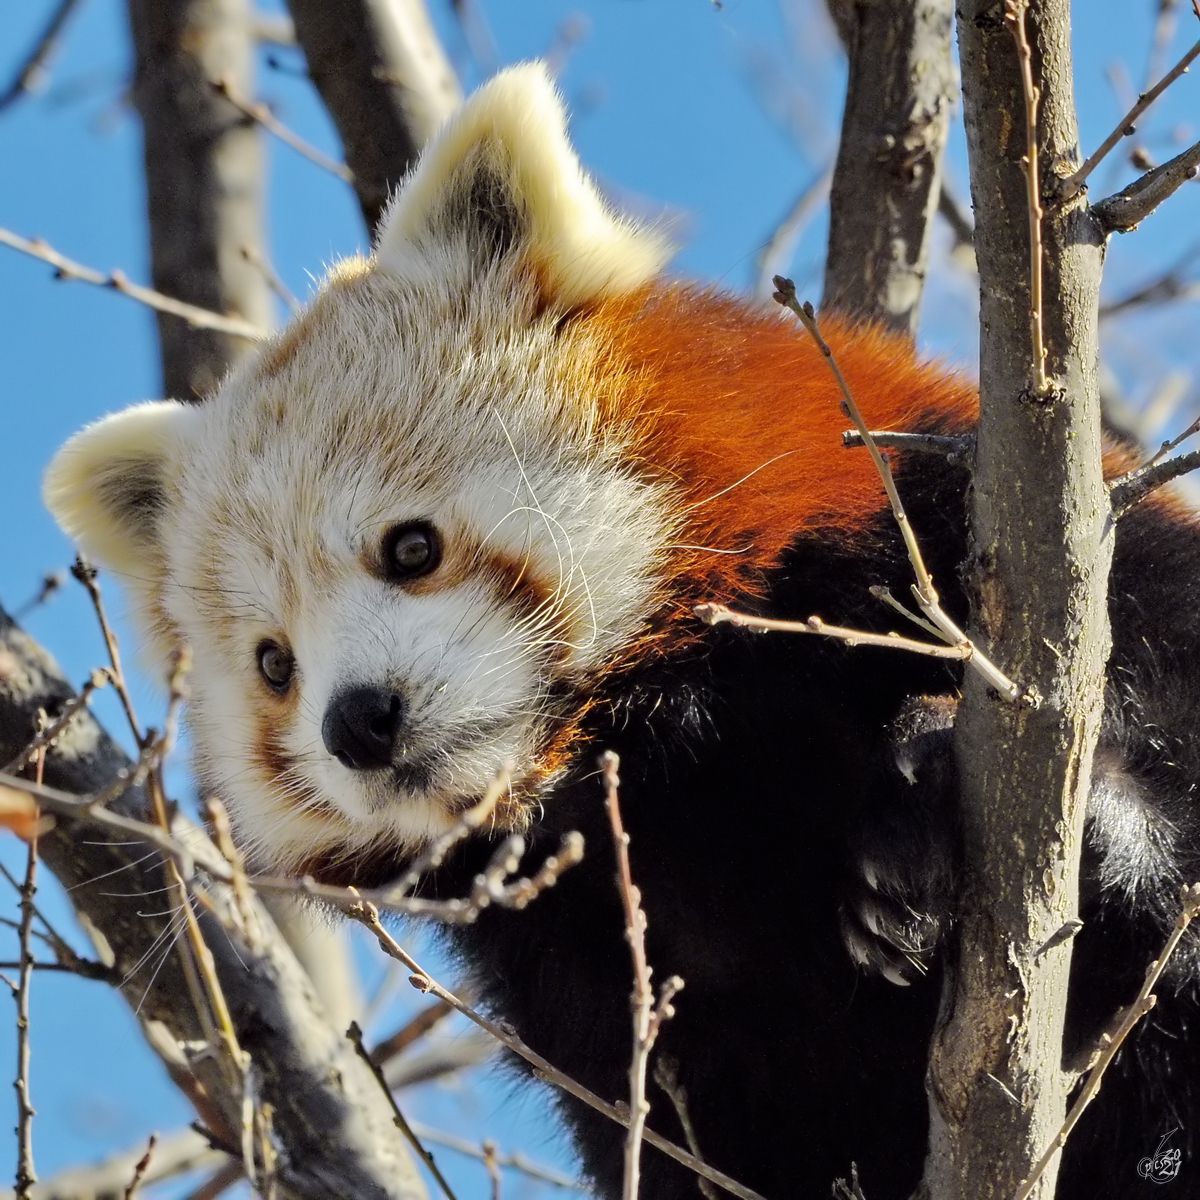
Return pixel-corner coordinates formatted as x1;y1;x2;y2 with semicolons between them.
285;0;461;234
923;2;1111;1196
821;0;957;335
0;608;428;1200
127;0;273;401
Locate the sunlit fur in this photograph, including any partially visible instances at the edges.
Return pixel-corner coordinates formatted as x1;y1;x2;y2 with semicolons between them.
45;63;976;876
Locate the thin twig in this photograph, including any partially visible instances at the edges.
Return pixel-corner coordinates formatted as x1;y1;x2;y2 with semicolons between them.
0;0;84;111
240;244;300;314
1109;447;1200;515
347;1021;460;1200
11;571;65;621
3;667;111;774
695;603;971;659
369;999;453;1067
1058;30;1200;202
770;278;1025;703
1093;137;1200;234
13;753;42;1199
652;1057;718;1200
212;79;354;182
1004;0;1049;395
407;1122;586;1191
601;752;683;1200
0;227;266;340
483;1141;502;1200
122;1133;157;1200
1014;882;1200;1200
1147;412;1200;468
252;829;583;923
347;903;767;1200
70;558;144;745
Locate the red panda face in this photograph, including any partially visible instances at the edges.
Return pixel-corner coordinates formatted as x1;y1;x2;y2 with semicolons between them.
134;266;676;873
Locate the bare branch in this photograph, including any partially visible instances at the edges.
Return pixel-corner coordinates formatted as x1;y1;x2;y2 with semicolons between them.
694;602;971;660
0;0;84;112
249;829;584;922
0;228;266;341
1004;0;1049;396
10;572;65;622
600;752;683;1200
841;429;974;464
0;1128;226;1200
1109;447;1200;516
3;668;110;775
286;0;462;232
821;0;956;335
211;78;354;182
369;999;454;1067
347;1022;460;1200
1057;33;1200;203
1093;137;1200;234
771;278;1025;702
1016;884;1200;1199
121;1134;156;1200
348;903;768;1200
407;1123;585;1192
13;789;40;1199
651;1058;717;1200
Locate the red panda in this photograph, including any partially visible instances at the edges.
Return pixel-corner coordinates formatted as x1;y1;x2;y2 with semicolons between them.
44;64;1200;1199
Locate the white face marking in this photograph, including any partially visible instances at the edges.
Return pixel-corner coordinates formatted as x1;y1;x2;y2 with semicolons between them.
153;267;675;875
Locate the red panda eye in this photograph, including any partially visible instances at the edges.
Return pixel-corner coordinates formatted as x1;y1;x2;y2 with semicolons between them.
382;521;441;581
257;641;295;691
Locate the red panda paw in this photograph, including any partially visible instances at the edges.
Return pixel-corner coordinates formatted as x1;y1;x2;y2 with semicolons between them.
840;695;961;986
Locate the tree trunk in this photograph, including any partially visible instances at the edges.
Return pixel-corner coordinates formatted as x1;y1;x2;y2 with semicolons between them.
822;0;957;335
286;0;461;234
127;0;273;401
923;2;1111;1196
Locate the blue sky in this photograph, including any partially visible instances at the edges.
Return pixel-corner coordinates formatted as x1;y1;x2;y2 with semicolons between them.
0;1;1198;1195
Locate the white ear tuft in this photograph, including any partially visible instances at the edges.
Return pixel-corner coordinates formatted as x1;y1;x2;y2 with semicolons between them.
375;62;672;308
43;401;195;578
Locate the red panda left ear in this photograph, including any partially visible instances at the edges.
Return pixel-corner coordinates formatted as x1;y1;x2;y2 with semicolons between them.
373;62;673;309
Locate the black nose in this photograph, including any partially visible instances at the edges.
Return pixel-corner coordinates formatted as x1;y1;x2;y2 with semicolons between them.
322;687;405;771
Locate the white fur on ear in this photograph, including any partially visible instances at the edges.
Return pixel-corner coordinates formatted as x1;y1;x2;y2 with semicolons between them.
375;62;672;308
43;401;195;577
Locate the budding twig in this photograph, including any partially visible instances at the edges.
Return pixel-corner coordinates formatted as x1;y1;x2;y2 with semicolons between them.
601;752;683;1200
1015;883;1200;1200
347;1022;460;1200
213;79;355;183
770;278;1026;703
3;667;111;775
1004;0;1049;397
12;752;42;1200
346;902;766;1200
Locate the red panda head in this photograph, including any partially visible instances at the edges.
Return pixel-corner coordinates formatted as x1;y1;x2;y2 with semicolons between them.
43;64;680;875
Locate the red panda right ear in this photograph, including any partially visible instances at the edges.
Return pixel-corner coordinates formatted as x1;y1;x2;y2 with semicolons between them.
43;401;196;580
373;62;672;310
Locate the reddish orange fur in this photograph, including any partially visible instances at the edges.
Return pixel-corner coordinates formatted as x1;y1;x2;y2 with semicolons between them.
584;285;977;614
